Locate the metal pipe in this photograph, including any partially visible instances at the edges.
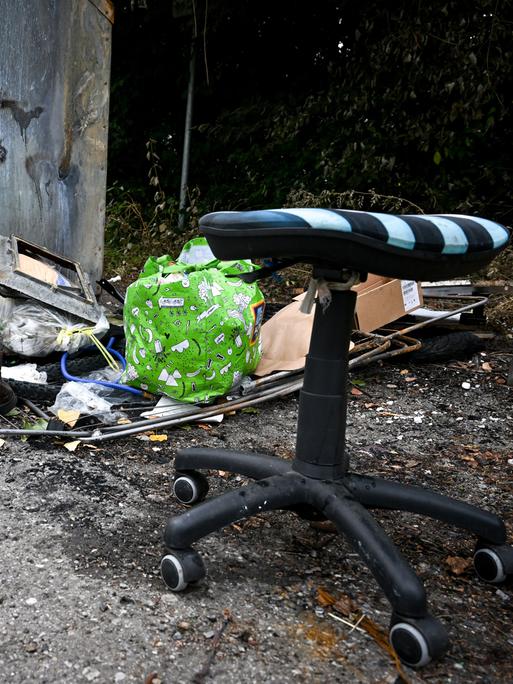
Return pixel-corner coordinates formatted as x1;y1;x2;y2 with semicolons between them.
177;38;196;231
20;398;51;421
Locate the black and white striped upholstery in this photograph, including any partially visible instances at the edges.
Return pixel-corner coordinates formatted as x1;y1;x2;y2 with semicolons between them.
199;208;510;280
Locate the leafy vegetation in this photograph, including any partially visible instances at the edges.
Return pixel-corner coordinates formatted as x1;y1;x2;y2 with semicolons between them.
106;1;513;272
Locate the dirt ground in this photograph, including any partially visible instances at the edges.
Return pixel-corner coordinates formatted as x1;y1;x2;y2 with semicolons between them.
1;327;513;684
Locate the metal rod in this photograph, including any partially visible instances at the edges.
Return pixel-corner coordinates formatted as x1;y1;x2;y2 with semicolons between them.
20;398;51;420
382;296;488;340
177;38;196;231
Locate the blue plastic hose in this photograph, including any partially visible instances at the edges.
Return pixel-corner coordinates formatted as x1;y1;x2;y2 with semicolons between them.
60;337;144;396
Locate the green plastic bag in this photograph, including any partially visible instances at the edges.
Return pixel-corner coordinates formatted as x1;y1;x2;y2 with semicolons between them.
122;237;265;403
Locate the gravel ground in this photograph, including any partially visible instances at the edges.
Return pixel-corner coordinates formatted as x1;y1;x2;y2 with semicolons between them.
1;341;513;683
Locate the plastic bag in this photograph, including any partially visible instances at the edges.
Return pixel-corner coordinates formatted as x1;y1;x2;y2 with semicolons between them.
0;363;47;384
49;381;125;424
122;237;265;403
0;296;15;332
1;302;109;357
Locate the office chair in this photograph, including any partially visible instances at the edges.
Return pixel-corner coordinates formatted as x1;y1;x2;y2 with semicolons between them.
160;208;513;668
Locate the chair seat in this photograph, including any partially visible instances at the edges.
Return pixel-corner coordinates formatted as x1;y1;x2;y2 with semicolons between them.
199;208;510;281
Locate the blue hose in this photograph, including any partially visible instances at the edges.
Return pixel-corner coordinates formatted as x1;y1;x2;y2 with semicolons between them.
60;337;144;396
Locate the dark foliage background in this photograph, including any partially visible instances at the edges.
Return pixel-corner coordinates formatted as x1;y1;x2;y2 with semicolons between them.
107;0;513;256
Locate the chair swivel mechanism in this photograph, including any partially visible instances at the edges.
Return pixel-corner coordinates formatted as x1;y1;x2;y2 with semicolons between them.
161;208;513;668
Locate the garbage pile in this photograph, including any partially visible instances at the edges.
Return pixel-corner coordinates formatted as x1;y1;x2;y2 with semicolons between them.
0;234;504;443
0;236;269;440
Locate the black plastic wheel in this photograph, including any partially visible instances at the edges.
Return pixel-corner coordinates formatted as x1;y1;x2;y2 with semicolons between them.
389;614;448;668
173;470;209;505
473;543;513;584
160;548;206;591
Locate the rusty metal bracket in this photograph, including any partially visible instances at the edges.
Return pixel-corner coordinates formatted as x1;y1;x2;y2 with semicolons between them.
0;235;104;324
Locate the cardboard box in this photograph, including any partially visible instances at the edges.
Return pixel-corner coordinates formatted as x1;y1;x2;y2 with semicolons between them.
254;275;423;376
352;274;423;332
17;254;61;286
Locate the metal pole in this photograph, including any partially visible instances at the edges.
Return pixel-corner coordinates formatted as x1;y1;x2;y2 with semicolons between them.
178;39;196;231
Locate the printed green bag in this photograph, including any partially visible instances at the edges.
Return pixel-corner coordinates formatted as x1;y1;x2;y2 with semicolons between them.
122;238;265;403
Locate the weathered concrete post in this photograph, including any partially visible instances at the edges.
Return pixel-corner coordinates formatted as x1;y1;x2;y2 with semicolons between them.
0;0;114;283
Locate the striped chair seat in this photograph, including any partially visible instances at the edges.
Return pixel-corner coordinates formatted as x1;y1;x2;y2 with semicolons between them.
199;208;510;280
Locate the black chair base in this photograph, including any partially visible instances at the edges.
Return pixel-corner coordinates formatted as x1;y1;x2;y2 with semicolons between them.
160;283;513;669
161;447;513;668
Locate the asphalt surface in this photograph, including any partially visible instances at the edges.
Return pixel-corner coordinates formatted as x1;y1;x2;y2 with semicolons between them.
1;345;512;683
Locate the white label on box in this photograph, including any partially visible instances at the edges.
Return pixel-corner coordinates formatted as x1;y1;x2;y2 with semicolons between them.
400;280;420;311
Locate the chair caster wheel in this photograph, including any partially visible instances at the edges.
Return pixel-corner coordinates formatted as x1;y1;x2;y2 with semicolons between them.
389;614;448;668
173;470;209;505
473;543;513;584
160;548;206;592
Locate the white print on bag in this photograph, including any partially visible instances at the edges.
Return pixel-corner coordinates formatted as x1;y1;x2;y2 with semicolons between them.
139;327;153;343
233;293;251;312
158;368;182;387
171;339;190;353
198;278;210;302
162;273;183;283
125;364;138;380
227;309;245;324
159;297;185;308
215;333;225;344
155;340;163;353
235;335;242;348
220;363;232;375
198;278;224;303
228;309;253;336
197;304;221;321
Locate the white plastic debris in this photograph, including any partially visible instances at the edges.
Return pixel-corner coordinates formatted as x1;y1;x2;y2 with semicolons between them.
461;381;471;390
0;363;47;384
140;396;224;423
49;382;125;424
